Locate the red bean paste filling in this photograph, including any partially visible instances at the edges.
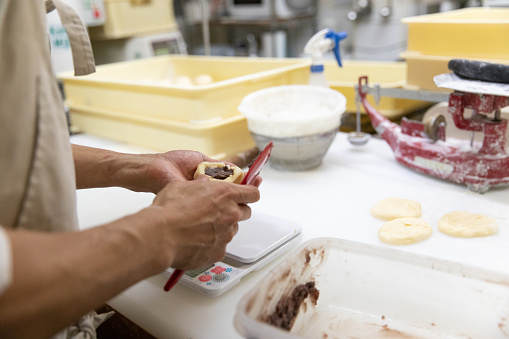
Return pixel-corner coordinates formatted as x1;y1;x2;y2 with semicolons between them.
266;281;319;331
205;166;233;180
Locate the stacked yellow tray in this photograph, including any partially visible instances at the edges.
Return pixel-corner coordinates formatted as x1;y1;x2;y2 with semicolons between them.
401;8;509;91
59;55;310;159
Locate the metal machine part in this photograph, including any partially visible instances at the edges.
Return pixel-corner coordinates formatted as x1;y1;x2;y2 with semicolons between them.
343;0;462;61
422;111;446;142
348;92;371;145
226;0;316;20
347;0;371;21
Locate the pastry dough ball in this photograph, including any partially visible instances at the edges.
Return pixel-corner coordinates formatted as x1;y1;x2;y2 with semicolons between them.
175;75;193;87
371;197;422;221
194;162;244;183
438;211;498;238
194;74;213;86
378;217;432;245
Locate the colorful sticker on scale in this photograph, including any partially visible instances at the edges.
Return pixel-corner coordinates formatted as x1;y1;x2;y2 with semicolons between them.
196;265;238;286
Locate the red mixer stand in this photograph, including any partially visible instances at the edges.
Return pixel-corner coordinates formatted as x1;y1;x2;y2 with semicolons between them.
357;75;509;193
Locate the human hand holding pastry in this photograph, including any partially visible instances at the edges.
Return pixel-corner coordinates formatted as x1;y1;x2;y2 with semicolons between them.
150;177;260;271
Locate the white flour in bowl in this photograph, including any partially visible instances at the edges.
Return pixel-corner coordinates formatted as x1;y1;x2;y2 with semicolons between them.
238;85;347;138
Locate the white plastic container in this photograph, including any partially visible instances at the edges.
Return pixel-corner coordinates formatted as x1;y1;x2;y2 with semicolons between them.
238;85;346;138
235;238;509;338
238;85;346;170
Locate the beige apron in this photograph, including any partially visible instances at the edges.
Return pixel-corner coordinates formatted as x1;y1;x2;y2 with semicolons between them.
0;1;112;337
0;0;94;231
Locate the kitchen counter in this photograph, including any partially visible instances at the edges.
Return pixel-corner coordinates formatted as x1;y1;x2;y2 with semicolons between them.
72;132;509;339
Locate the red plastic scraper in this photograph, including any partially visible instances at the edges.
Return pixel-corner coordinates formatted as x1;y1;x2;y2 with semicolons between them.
241;142;273;185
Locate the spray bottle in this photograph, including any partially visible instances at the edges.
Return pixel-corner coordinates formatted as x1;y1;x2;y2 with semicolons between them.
304;29;347;87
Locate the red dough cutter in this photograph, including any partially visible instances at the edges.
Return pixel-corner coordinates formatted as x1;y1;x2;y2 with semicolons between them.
164;142;274;292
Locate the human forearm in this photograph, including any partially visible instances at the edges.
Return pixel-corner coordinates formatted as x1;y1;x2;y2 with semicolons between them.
72;144;160;192
0;209;168;339
0;177;261;338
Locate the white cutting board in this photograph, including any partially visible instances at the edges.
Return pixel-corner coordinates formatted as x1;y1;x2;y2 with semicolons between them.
226;212;302;264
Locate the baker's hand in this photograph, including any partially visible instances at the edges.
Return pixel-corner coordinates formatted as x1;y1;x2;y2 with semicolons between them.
129;150;263;193
132;150;217;193
72;145;262;193
147;177;260;271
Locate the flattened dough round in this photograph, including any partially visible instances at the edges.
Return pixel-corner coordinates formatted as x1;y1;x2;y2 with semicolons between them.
194;162;244;183
378;217;432;245
438;211;498;238
371;197;422;221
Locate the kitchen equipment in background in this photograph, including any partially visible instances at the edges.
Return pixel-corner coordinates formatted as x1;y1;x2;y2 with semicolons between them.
485;0;509;6
315;0;459;62
260;31;287;58
86;0;185;64
91;30;187;64
226;0;316;20
88;0;178;40
181;0;318;58
166;212;302;297
344;0;452;61
357;70;509;193
238;85;346;170
58;55;310;159
234;238;509;338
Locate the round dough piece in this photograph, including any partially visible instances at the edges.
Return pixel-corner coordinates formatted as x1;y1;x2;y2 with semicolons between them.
194;74;214;86
371;197;422;221
175;75;193;87
438;211;498;238
378;217;432;245
194;162;244;183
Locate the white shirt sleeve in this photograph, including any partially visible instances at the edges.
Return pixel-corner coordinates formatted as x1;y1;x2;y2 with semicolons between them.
0;227;12;296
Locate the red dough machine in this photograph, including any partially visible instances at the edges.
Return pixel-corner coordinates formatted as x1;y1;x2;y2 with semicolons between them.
355;66;509;193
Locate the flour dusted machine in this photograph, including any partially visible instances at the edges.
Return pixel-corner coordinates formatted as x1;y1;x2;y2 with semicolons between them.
355;59;509;193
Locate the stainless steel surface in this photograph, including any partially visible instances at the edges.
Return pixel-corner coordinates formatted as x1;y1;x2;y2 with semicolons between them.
348;93;370;146
250;129;337;171
355;84;451;104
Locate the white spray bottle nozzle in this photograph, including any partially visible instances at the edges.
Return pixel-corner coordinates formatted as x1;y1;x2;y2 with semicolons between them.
304;29;347;67
304;29;347;87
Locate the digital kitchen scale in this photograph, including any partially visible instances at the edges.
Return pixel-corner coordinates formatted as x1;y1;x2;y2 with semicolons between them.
165;212;302;297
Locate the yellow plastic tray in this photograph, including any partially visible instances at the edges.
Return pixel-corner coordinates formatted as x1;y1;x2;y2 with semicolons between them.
325;60;428;118
88;0;178;40
59;55;310;124
402;8;509;60
60;55;310;157
70;104;255;159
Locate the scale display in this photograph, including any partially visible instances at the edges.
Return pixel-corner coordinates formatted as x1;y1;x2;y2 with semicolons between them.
151;39;182;56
